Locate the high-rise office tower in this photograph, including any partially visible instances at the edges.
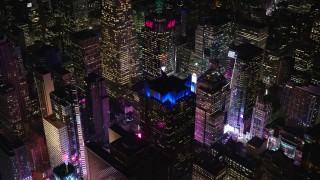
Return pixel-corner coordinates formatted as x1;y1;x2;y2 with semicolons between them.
0;37;31;125
140;75;196;179
58;0;89;32
285;85;320;128
50;81;88;177
43;116;69;167
190;14;235;75
0;84;25;139
50;88;79;160
0;136;32;180
84;73;110;145
101;0;139;98
290;40;315;85
69;30;102;88
250;95;272;138
234;20;268;49
226;44;263;136
142;12;176;80
194;68;229;146
311;14;320;44
34;68;55;118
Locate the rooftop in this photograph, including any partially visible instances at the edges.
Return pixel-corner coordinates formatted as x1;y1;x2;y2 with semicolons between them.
230;43;263;60
44;116;65;129
148;75;187;94
198;69;228;93
0;136;24;157
247;137;266;148
110;134;149;157
194;152;225;176
53;163;75;178
238;19;268;29
86;142;134;177
71;30;98;41
50;65;70;76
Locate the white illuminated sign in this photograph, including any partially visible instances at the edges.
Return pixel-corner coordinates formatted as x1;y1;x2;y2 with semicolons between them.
191;73;197;83
228;51;236;58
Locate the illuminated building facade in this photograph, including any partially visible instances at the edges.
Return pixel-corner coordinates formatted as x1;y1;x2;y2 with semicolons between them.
0;37;31;125
227;44;263;136
224;154;261;180
234;20;268;49
285;85;320;128
101;0;139;98
70;30;101;88
58;0;89;32
43;116;69;167
34;68;55;118
0;84;25;139
290;40;315;85
190;16;235;75
141;75;196;179
250;95;272;138
192;152;226;180
194;68;229;146
311;14;320;43
50;83;88;177
0;136;32;180
50;89;79;160
142;15;176;80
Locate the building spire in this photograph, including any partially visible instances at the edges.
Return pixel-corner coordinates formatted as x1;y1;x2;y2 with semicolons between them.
155;0;164;14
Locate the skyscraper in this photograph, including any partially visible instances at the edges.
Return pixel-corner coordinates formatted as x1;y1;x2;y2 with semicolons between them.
0;136;32;180
290;40;315;85
69;30;101;88
190;13;235;75
59;0;89;31
43;116;69;167
285;85;320;128
0;84;25;139
194;67;229;146
142;13;176;80
250;95;272;138
84;73;110;145
140;75;196;179
234;20;268;49
226;44;263;136
0;37;31;125
49;81;88;177
101;0;138;98
34;68;55;118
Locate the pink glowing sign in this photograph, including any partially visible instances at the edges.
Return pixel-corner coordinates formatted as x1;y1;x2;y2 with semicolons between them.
136;132;142;139
167;20;176;29
145;20;153;29
82;98;86;103
62;154;68;162
157;121;166;128
71;155;76;163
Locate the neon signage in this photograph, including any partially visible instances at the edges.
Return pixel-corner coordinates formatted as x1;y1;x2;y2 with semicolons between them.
145;20;153;29
167;20;176;29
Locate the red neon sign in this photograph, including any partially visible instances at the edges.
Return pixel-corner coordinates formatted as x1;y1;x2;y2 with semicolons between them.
167;20;176;29
145;20;153;29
